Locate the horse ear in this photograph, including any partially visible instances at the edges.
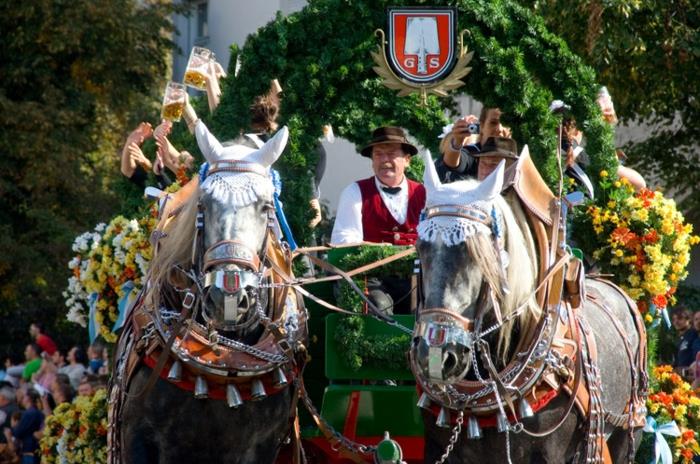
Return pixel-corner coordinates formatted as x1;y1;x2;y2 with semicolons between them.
421;149;441;192
475;159;505;201
248;126;289;167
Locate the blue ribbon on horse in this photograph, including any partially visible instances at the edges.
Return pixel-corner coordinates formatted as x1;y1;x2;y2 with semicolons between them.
88;292;99;343
643;416;680;464
648;303;672;329
270;169;297;250
199;162;209;182
113;280;136;332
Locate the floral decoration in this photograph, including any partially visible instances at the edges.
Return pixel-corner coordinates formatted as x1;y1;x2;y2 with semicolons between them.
574;173;700;326
64;214;156;343
40;389;109;464
640;365;700;463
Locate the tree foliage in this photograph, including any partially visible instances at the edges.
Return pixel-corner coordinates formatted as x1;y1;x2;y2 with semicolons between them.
520;0;700;219
0;0;180;357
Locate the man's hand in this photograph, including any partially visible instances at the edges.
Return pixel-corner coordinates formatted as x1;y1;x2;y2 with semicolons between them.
153;120;172;140
451;115;478;147
127;142;152;170
126;122;153;146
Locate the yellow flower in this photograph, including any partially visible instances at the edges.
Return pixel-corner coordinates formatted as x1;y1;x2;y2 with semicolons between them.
600;170;609;178
644;314;653;323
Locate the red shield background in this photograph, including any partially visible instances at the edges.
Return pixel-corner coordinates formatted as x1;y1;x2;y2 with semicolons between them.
388;8;455;83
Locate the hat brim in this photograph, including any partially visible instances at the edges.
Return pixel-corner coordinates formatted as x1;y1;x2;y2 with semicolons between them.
472;150;518;159
360;141;418;158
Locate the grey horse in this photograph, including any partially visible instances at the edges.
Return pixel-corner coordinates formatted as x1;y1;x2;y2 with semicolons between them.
411;151;646;463
114;127;306;464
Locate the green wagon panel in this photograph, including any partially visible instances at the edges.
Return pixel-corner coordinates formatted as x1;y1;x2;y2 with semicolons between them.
325;313;415;380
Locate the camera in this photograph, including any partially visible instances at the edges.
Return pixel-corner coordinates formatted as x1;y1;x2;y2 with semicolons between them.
467;123;480;135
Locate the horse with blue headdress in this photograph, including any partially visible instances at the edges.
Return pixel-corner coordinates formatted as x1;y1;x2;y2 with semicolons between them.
108;122;308;464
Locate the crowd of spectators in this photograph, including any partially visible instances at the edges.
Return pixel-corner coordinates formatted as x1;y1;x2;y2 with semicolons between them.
0;323;109;464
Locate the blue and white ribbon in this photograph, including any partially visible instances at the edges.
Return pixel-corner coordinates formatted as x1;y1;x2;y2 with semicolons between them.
643;416;681;464
270;169;297;250
113;280;136;332
88;292;99;343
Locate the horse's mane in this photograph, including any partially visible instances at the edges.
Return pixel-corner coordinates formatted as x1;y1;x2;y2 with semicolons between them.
145;186;200;309
461;185;541;361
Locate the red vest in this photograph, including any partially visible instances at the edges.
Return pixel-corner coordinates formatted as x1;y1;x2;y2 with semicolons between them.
357;177;426;245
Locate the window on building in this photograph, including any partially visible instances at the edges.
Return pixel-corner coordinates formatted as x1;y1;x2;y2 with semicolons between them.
195;1;208;42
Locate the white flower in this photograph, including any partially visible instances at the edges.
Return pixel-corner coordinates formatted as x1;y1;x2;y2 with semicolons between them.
95;222;107;233
68;257;80;269
438;123;454;139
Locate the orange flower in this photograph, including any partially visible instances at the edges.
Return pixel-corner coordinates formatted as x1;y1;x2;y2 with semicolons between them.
637;300;648;314
682;430;695;441
652;294;668;309
643;230;659;243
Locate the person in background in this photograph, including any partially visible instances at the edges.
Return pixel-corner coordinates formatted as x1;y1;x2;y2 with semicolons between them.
11;389;43;464
58;346;87;391
671;306;700;378
86;345;103;375
28;324;55;358
436;107;512;183
0;385;18;444
19;347;41;386
76;375;97;397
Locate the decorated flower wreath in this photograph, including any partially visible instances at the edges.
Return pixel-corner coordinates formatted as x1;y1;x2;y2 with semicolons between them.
64;214;156;343
573;172;700;327
40;389;109;464
636;365;700;464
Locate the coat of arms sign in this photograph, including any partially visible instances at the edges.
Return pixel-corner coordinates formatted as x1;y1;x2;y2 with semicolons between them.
372;7;473;105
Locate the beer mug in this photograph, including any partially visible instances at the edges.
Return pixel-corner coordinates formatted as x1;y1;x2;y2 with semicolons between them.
184;46;212;90
161;82;186;122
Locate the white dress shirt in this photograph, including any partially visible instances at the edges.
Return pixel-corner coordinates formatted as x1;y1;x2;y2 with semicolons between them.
331;176;409;244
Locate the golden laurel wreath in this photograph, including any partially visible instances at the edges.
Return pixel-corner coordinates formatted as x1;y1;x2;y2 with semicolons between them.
371;29;473;105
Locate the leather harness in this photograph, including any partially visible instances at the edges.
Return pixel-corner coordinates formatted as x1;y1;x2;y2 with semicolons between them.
413;147;647;463
108;169;307;464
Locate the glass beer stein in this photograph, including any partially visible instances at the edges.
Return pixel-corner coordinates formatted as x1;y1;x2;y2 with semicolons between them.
184;46;212;90
161;82;186;122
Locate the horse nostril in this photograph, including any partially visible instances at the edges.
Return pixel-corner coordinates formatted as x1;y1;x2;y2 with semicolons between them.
443;351;458;372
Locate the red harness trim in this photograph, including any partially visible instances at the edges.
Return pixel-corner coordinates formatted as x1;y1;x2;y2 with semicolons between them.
417;385;559;427
142;354;294;400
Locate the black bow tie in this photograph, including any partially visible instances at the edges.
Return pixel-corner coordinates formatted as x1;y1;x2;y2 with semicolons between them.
381;186;402;195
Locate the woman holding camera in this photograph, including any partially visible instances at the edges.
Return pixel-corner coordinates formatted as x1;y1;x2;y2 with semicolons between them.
436;107;512;183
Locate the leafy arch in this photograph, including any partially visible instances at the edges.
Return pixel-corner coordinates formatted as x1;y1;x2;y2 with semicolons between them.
182;0;617;244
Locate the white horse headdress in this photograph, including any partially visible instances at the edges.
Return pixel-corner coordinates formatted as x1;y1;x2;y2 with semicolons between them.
417;149;506;247
195;123;289;207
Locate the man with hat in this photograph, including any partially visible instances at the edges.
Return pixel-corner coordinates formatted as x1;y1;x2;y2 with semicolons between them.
331;126;425;245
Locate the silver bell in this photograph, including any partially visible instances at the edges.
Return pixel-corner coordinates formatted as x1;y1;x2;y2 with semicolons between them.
167;361;182;382
226;384;243;408
466;415;482;440
416;392;432;410
272;367;288;388
194;376;209;399
518;397;534;419
496;412;509;433
250;379;267;401
436;407;451;428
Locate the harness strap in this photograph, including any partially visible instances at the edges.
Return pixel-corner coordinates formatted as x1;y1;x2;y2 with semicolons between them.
293;246;416;285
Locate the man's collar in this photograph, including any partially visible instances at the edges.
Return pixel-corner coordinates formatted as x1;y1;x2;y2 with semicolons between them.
374;176;407;194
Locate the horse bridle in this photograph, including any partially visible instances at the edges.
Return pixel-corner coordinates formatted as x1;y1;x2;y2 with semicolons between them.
190;161;278;332
414;202;506;374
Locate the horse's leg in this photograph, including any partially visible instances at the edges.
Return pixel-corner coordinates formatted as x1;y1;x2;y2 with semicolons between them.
606;426;643;463
120;367;160;464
